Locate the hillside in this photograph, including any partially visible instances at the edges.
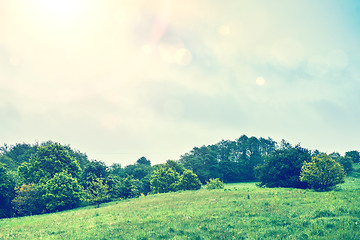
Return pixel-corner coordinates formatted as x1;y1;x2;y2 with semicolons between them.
1;180;359;240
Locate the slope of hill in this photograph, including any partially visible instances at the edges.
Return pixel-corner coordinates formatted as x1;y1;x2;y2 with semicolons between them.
1;180;359;240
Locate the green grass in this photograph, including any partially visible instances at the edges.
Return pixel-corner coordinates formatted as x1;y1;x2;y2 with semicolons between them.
1;179;360;240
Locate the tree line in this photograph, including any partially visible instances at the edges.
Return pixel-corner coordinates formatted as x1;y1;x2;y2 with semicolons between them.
1;136;359;218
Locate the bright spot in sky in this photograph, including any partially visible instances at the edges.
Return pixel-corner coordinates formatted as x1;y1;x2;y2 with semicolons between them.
175;48;192;66
35;0;86;19
256;77;265;86
218;25;230;36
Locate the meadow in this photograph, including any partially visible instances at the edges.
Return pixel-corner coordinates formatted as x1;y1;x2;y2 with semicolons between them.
1;179;359;240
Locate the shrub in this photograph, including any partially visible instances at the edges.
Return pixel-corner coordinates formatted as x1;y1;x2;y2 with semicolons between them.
177;170;202;191
205;178;224;190
42;171;84;212
257;145;311;189
300;154;345;191
11;184;44;216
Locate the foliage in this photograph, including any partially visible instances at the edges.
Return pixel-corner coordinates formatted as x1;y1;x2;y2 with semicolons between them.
124;163;152;180
179;135;277;183
109;163;125;178
300;154;345;191
1;143;38;171
18;142;81;184
179;146;220;184
136;156;151;166
345;150;360;163
204;178;224;190
42;171;84;212
0;163;15;218
335;156;354;174
80;160;109;187
177;169;202;191
111;175;141;199
11;183;44;216
150;166;180;193
85;178;110;208
257;145;311;189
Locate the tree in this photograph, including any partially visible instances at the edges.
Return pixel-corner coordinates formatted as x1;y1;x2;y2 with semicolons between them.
11;183;44;216
85;178;110;208
0;163;15;218
345;150;360;163
42;171;84;212
335;156;353;174
179;146;219;184
300;154;345;191
257;145;311;189
177;169;202;191
18;143;81;184
111;175;140;199
150;167;180;193
80;160;109;187
136;156;151;166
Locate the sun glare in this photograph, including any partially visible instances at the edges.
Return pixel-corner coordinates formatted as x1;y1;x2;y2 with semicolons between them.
35;0;87;20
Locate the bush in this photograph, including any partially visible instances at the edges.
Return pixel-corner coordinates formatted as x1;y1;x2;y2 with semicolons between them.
257;146;311;189
300;154;345;191
42;171;84;212
11;184;44;216
205;178;224;190
150;167;180;193
177;170;202;191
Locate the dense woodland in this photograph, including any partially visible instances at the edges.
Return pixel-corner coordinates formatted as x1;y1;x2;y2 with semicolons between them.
0;135;359;219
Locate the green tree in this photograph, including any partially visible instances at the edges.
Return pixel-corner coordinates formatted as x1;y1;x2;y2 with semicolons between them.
177;169;202;191
300;154;345;191
335;156;353;174
345;150;360;163
11;183;44;216
18;143;81;184
85;178;110;208
0;163;15;218
42;171;84;212
136;156;151;166
150;167;180;193
111;175;140;199
257;145;311;189
80;160;109;187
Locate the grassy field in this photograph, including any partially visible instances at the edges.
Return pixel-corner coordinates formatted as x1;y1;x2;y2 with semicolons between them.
1;179;360;240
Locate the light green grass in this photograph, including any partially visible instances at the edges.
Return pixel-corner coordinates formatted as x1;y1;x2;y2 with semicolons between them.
1;179;360;240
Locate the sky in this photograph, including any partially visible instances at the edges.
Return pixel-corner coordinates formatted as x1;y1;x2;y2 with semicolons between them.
1;0;360;166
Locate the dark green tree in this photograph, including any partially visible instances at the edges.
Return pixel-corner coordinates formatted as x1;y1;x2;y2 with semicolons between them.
179;146;219;184
345;150;360;163
257;145;311;189
0;163;15;218
80;160;108;187
136;156;151;166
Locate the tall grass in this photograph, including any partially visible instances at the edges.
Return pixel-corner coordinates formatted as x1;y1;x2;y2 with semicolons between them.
1;178;359;239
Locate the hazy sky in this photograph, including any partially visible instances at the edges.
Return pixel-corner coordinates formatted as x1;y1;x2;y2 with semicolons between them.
1;0;359;166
